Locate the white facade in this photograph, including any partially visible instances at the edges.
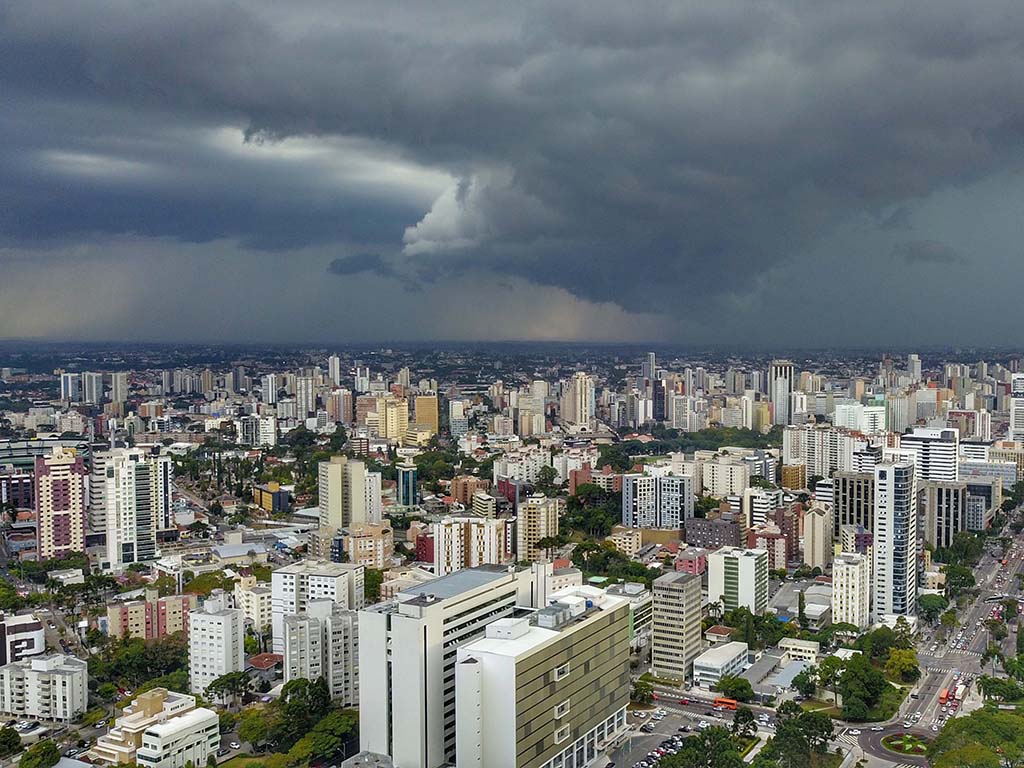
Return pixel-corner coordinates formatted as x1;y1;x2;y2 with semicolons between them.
898;427;959;484
872;461;917;618
1010;374;1024;442
692;641;749;688
832;552;871;629
701;459;750;497
650;572;702;680
707;547;769;614
802;503;834;570
105;448;172;569
233;575;273;631
136;707;220;768
271;560;365;653
432;517;512;576
741;486;784;528
621;473;694;528
0;654;88;722
188;594;245;697
283;600;359;706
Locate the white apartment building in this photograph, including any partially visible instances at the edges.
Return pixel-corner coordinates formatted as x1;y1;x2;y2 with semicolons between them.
0;654;88;722
233;575;273;632
188;593;245;697
707;547;768;614
455;587;630;768
621;473;694;529
359;565;538;768
105;448;172;569
136;707;220;768
516;495;559;562
832;552;871;629
650;572;702;680
872;461;918;618
701;459;750;498
271;560;365;653
782;425;870;480
897;427;959;484
1010;373;1024;442
282;600;358;706
802;503;834;570
432;517;513;576
741;486;784;528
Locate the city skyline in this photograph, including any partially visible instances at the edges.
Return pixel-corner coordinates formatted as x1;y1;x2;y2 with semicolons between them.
4;2;1024;344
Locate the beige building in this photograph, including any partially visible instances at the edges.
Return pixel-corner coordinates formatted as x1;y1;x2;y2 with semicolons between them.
107;590;197;641
35;446;88;561
832;552;871;629
433;517;514;576
516;495;560;562
455;586;630;768
90;688;198;765
233;575;273;632
377;397;409;444
414;395;439;436
340;524;395;570
802;503;834;570
606;528;643;558
650;572;702;680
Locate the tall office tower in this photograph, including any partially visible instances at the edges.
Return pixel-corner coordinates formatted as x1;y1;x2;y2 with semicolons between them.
161;369;174;395
621;474;694;529
378;397;409;443
396;367;411;388
650;572;702;679
908;353;922;383
359;565;537;768
327;355;342;386
414;394;439;436
282;599;359;706
110;372;129;404
318;456;369;531
59;373;80;403
261;374;279;405
560;372;595;430
899;427;959;483
769;359;795;425
448;399;470;438
396;462;418;507
104;448;172;568
188;593;245;697
516;494;559;561
431;517;514;575
34;447;87;561
271;560;364;653
873;460;917;618
802;503;834;570
81;372;104;405
642;351;657;381
832;552;871;629
1010;374;1024;441
707;547;769;614
832;471;875;535
920;480;967;549
295;375;315;418
354;366;371;393
230;366;247;393
455;587;630;768
199;369;214;396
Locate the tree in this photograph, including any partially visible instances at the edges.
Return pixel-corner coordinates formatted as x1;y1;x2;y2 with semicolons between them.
631;678;655;705
733;706;756;738
816;655;845;703
919;594;950;624
941;609;959;633
534;465;559;495
286;709;358;765
19;740;60;768
661;726;743;768
714;675;754;702
205;671;252;710
797;590;808;629
792;666;817;697
0;727;21;758
885;648;920;682
707;601;723;622
837;653;887;719
365;569;384;602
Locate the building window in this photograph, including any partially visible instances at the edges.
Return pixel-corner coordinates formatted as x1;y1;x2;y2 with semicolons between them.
554;662;570;681
554;699;570;718
554;725;571;744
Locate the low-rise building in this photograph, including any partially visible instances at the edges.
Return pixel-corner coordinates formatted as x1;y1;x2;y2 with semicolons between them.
135;707;220;768
332;524;394;570
606;582;653;651
108;590;197;641
778;638;821;664
0;654;88;722
90;688;198;765
692;641;748;689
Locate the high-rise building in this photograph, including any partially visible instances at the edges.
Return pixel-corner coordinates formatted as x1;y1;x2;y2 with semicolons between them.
81;371;104;405
741;486;784;529
283;599;358;706
378;397;409;443
34;447;88;561
397;462;418;507
560;372;595;431
187;593;245;698
318;456;369;532
516;494;559;561
414;395;439;436
233;575;273;633
455;587;630;768
650;572;702;680
296;375;316;418
431;517;514;575
111;371;129;404
872;461;917;618
59;372;80;403
832;471;874;535
920;480;967;549
707;547;769;614
333;524;395;570
802;503;833;570
328;355;342;386
908;353;922;383
770;359;795;425
271;560;365;653
621;474;694;529
261;373;279;405
898;427;959;483
359;565;538;768
105;448;172;569
0;654;88;722
1010;374;1024;442
832;552;871;629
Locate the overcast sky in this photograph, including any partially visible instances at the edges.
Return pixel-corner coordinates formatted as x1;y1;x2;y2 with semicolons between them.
3;1;1024;345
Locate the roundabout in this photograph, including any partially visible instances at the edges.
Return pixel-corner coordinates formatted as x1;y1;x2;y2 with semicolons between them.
881;732;931;757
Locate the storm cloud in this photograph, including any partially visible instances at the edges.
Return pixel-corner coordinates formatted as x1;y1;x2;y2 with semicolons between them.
3;1;1024;342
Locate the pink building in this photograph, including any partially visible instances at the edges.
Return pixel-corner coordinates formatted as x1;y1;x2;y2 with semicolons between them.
674;547;708;575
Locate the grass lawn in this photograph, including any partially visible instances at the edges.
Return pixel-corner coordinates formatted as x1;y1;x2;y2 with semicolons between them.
639;671;684;688
800;700;842;718
811;752;844;768
881;733;930;756
865;684;909;722
735;736;759;757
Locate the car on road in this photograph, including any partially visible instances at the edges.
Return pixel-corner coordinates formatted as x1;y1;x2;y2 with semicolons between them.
932;725;939;732
871;726;883;732
96;720;108;728
217;749;230;757
229;742;241;750
848;729;861;736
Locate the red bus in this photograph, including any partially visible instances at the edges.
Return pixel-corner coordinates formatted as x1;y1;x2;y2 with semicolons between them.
939;688;949;705
713;697;738;710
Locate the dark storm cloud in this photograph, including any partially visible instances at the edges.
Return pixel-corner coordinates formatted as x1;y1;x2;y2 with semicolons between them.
327;253;394;277
892;240;965;265
3;0;1024;324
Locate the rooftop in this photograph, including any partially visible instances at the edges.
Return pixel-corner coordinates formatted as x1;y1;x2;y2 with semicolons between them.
247;653;283;671
693;641;749;667
401;564;514;602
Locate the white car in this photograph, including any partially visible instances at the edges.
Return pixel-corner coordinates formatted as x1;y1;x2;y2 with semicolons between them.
698;721;709;729
848;729;861;736
871;726;883;732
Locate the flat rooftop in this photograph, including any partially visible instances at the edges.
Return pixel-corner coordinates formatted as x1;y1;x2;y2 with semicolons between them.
694;641;748;667
402;564;513;601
